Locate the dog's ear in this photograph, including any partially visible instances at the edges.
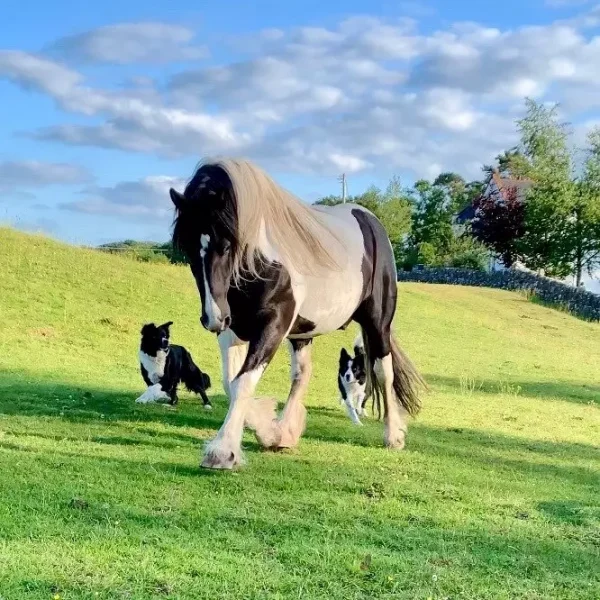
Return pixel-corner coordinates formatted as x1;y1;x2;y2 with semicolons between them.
340;348;351;362
141;323;154;335
160;321;174;331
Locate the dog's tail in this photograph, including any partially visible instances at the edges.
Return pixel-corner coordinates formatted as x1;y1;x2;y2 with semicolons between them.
359;326;425;421
181;349;212;396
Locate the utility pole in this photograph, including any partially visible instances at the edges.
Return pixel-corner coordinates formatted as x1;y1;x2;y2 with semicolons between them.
338;173;347;203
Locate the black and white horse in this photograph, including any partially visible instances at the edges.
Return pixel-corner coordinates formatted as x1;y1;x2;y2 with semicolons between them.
169;158;424;470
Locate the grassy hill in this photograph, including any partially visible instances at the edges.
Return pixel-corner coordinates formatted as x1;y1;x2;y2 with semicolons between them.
0;226;598;600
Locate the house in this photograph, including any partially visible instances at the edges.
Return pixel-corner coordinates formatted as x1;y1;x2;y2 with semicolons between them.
455;171;533;227
453;171;533;272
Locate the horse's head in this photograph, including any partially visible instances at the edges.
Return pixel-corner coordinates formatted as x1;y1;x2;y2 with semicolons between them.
170;166;237;334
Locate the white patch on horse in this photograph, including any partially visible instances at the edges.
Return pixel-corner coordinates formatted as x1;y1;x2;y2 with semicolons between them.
139;350;168;384
202;364;266;469
286;204;366;338
201;175;211;183
199;234;222;328
218;329;248;400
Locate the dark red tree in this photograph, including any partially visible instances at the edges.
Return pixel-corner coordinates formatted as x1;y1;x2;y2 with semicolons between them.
470;187;526;267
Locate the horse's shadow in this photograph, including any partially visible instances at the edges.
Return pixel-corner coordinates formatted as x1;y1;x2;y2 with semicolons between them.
1;373;598;490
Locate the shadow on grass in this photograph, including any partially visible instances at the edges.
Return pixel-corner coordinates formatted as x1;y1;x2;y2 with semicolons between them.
0;372;598;493
425;374;600;406
0;373;227;432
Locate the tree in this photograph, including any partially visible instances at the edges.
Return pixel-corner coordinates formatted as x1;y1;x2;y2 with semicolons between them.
482;148;532;181
470;186;526;267
409;179;455;254
512;98;577;277
568;128;600;285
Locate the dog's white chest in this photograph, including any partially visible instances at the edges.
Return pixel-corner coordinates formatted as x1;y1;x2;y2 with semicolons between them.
139;350;168;384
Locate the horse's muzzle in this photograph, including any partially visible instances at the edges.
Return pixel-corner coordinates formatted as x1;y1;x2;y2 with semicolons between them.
201;314;231;333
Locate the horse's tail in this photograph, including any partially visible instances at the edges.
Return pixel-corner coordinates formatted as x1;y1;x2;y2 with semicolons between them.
358;327;425;421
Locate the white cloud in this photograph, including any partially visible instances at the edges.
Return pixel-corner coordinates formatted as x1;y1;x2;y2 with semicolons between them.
47;22;207;65
61;175;186;221
0;160;92;194
0;50;244;157
2;6;600;192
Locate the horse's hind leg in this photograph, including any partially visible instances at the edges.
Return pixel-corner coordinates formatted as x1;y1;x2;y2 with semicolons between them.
374;349;408;449
357;315;410;450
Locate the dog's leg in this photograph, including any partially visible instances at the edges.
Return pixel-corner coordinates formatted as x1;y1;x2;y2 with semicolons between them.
344;393;363;425
355;390;366;417
198;386;213;410
136;383;169;404
169;388;179;405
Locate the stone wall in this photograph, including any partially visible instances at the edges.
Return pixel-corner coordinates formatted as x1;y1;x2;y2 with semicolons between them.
397;267;600;322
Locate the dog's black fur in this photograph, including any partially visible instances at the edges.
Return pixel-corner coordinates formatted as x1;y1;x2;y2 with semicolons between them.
139;321;212;408
337;339;370;422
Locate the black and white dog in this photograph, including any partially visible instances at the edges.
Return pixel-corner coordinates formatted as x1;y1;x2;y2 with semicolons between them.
136;321;212;409
338;335;370;425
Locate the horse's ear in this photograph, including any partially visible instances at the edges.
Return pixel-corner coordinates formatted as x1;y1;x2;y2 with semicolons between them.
169;188;186;209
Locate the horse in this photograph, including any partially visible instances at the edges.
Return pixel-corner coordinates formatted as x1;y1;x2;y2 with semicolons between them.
169;157;425;470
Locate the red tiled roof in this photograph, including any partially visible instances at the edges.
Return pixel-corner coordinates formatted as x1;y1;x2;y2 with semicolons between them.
492;172;533;191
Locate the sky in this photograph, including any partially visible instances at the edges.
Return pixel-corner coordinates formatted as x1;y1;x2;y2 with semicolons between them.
1;0;600;260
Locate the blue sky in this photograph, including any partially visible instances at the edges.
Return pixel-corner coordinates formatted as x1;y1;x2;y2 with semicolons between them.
1;0;599;248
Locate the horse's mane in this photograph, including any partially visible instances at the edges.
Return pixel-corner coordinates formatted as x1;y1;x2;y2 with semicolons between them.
181;157;348;284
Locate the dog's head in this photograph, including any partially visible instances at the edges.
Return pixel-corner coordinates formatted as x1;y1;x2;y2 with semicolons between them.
339;346;366;386
140;321;173;356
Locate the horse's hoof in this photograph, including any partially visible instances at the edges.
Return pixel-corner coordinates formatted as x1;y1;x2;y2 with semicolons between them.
200;441;243;470
384;432;406;450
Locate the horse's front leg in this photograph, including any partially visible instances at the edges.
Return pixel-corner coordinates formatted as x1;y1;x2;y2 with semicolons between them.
277;339;312;448
217;329;248;401
247;338;313;450
201;324;284;470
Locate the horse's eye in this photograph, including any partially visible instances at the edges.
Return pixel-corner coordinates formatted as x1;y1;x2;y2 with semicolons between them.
222;242;231;254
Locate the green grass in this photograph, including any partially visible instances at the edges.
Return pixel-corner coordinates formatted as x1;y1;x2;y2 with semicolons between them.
0;226;598;600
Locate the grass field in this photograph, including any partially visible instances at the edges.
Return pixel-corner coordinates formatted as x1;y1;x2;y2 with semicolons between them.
0;226;598;600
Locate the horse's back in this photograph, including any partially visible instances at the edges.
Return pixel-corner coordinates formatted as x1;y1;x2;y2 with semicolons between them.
289;203;394;338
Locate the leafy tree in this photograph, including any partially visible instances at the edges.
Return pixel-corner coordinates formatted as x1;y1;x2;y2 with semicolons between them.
568;128;600;285
482;148;532;181
409;179;455;254
514;98;578;277
470;187;526;267
446;235;489;270
315;177;412;264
